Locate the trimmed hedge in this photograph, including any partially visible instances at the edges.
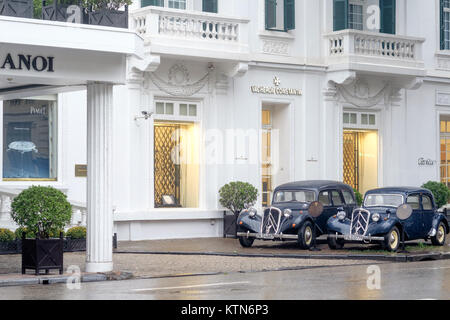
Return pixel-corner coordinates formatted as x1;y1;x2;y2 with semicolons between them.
0;229;15;242
66;226;86;239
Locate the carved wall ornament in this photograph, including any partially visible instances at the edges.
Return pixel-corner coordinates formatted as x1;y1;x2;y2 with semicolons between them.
262;39;290;55
148;64;213;97
336;79;391;108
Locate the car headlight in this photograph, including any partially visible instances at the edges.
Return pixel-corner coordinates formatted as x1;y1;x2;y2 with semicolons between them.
372;213;380;222
283;209;292;218
337;211;346;221
248;207;257;218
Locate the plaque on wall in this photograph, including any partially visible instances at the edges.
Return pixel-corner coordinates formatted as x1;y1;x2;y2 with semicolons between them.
75;164;87;177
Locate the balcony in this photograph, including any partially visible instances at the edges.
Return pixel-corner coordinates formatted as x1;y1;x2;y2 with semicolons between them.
131;6;250;62
324;30;425;78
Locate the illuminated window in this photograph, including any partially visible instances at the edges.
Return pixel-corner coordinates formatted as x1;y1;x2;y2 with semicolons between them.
440;117;450;187
3;96;57;180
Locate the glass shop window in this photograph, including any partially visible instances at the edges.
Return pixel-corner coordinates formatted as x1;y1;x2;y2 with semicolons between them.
3;96;57;180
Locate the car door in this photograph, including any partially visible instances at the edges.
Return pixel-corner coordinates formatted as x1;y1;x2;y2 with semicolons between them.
316;190;333;234
421;193;434;237
405;193;422;239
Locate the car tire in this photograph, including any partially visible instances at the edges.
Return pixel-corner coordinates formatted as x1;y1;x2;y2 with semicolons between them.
431;221;447;246
237;227;255;248
383;226;401;252
298;221;314;249
327;234;345;250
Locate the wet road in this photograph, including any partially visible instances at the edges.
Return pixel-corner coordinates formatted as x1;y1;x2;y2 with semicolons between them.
1;259;450;300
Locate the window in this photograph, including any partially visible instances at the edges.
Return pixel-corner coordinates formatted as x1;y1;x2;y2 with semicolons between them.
406;195;420;210
274;190;316;203
348;3;363;30
155;101;199;120
265;0;295;32
440;118;450;187
342;190;356;204
3;96;57;180
343;111;377;128
422;195;433;210
441;0;450;50
154;122;199;208
333;0;396;34
364;194;403;207
331;190;343;206
319;191;331;206
141;0;186;9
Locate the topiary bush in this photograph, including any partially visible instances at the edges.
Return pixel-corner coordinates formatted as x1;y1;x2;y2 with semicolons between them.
0;228;15;242
422;181;450;208
11;186;72;239
219;181;258;213
66;226;86;239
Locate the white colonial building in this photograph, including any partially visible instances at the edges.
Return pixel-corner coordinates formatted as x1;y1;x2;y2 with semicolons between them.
1;0;450;269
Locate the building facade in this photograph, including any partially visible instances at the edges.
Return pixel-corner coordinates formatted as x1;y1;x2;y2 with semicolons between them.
1;0;450;243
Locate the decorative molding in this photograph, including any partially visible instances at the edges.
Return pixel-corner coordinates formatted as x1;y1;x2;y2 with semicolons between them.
148;63;213;97
336;78;390;108
261;39;290;56
436;90;450;106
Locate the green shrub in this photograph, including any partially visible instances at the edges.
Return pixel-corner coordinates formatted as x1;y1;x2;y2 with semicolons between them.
66;226;86;239
422;181;450;208
0;228;15;242
219;181;258;213
14;227;35;239
353;188;363;206
11;186;72;239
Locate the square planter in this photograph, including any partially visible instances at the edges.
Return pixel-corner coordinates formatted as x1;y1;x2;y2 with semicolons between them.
42;1;88;24
0;0;32;18
0;240;19;254
88;6;128;29
64;238;86;252
22;234;64;275
223;211;239;238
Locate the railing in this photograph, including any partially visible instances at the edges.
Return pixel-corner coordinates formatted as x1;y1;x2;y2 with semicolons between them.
131;7;248;44
325;29;424;62
0;187;87;230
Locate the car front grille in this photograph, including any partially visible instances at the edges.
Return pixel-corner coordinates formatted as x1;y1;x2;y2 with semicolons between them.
261;207;282;235
350;208;371;236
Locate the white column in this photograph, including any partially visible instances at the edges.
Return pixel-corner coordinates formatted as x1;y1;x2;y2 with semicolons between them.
85;82;114;273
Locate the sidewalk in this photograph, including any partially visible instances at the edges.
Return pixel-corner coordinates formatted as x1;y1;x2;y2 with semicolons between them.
0;237;449;287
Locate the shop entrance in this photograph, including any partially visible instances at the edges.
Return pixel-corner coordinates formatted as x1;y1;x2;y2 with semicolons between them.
343;130;378;194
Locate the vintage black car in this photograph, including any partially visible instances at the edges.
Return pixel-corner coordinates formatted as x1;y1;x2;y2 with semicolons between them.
236;181;357;249
326;187;450;251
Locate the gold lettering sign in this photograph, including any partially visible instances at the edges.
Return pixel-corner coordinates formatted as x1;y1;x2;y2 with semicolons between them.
75;165;87;177
250;77;302;96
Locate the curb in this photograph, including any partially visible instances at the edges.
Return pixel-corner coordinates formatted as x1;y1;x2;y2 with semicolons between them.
0;272;134;288
113;250;450;263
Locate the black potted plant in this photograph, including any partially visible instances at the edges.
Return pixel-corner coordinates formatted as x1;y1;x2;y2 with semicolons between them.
219;181;258;238
65;226;86;252
11;186;72;275
86;0;131;28
0;0;33;18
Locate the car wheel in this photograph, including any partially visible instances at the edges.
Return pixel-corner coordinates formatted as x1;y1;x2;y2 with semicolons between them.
383;226;400;252
298;221;314;249
237;227;255;248
431;221;447;246
327;234;345;250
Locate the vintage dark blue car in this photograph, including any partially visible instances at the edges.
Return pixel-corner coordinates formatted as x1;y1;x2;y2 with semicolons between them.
236;181;357;249
326;187;449;251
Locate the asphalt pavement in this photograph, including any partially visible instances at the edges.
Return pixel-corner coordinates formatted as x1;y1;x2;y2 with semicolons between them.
0;259;449;299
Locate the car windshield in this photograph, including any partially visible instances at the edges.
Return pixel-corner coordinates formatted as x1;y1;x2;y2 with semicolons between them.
273;190;316;203
364;194;404;208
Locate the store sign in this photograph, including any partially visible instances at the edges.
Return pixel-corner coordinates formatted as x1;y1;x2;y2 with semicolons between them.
251;76;302;96
0;54;55;72
418;158;437;166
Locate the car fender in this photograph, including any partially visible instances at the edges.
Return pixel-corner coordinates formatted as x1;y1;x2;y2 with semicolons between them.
326;217;350;235
237;213;261;233
431;214;450;234
366;219;400;237
279;213;309;233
